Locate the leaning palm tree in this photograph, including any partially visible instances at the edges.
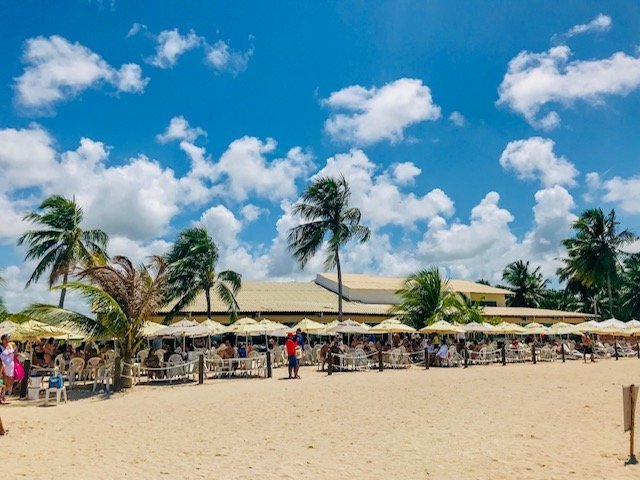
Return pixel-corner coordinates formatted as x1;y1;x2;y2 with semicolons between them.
23;256;169;389
164;227;241;322
558;208;636;317
0;271;6;319
288;176;370;321
501;260;548;308
17;195;108;308
390;267;465;329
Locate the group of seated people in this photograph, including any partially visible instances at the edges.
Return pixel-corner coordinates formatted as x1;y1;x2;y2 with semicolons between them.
31;339;114;369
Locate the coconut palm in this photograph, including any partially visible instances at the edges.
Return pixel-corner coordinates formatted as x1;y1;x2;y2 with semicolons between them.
621;253;640;320
558;208;636;317
288;176;370;321
22;256;169;389
501;260;548;308
0;272;6;319
390;267;465;329
164;227;241;322
17;195;108;308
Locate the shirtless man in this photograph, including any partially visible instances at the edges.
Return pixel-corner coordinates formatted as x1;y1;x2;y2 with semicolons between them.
582;331;595;363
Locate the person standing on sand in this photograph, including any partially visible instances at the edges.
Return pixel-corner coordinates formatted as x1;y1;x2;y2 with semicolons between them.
285;332;300;379
582;331;595;363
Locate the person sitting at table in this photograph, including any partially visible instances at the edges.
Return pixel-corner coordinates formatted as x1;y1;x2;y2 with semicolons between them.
71;347;85;360
436;342;449;366
237;343;247;358
43;338;56;366
145;348;161;379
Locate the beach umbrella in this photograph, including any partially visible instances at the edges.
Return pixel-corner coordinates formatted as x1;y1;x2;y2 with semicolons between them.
13;320;75;341
200;319;229;335
325;319;370;335
419;320;465;335
142;321;165;338
522;324;549;335
154;319;210;338
269;327;296;338
0;320;19;337
369;317;416;334
491;322;527;335
293;318;326;333
626;320;640;329
546;322;578;336
524;322;544;329
226;317;258;334
463;322;494;333
574;320;601;333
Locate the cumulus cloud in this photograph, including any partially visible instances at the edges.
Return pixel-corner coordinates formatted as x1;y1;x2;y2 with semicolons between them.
586;172;640;214
240;204;266;223
156;115;206;143
126;22;147;38
315;150;454;229
323;78;441;145
149;29;201;68
0;124;57;190
499;137;578;187
14;35;148;113
448;111;466;127
204;40;253;75
563;14;612;39
497;45;640;129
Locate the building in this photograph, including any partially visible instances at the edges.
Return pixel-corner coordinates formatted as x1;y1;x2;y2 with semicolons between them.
155;272;594;325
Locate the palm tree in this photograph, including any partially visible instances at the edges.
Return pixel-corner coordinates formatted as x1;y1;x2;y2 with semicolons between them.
0;271;6;320
17;195;108;308
558;208;636;317
165;227;241;322
390;267;465;329
621;253;640;320
501;260;548;308
23;256;169;389
288;176;370;321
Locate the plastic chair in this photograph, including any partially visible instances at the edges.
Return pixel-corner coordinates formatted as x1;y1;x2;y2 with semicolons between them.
54;354;67;373
67;358;85;389
93;364;113;392
44;384;68;406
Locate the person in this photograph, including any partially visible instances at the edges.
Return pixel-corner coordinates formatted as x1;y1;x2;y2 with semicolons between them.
582;331;595;363
145;348;161;380
285;332;299;379
43;337;56;366
0;335;16;397
295;329;304;351
436;342;449;366
432;334;440;348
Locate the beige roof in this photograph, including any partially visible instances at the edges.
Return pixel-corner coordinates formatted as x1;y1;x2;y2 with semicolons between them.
159;281;393;315
482;306;595;321
316;272;512;296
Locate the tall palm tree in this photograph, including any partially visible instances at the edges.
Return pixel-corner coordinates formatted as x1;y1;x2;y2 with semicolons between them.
501;260;548;308
23;256;169;389
165;227;241;322
0;271;6;319
390;267;464;329
288;176;370;321
621;253;640;320
17;195;109;308
558;208;636;317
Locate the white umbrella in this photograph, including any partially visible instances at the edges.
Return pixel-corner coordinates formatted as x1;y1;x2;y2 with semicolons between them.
200;319;229;335
154;319;210;338
293;318;326;333
419;320;465;335
463;322;495;333
226;317;258;334
369;317;416;334
325;319;370;335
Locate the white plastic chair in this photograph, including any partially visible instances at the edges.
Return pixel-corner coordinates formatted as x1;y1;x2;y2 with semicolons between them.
54;354;67;373
67;358;85;389
84;356;103;381
44;384;67;406
93;363;113;392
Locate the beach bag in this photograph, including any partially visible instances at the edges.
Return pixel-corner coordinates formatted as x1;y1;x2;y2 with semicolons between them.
48;374;63;389
295;346;302;359
13;358;25;382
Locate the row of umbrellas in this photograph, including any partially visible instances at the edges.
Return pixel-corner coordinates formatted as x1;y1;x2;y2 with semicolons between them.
0;319;84;342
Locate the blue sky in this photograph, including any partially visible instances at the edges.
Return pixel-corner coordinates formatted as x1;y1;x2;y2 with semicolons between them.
1;1;640;310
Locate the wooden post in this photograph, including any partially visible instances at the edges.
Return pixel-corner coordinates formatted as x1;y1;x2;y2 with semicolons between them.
328;354;333;375
113;356;122;392
378;349;383;372
501;345;506;366
463;348;468;368
266;350;272;378
198;354;204;384
561;342;566;363
19;359;31;399
615;338;619;361
532;344;537;364
637;338;640;359
627;384;638;465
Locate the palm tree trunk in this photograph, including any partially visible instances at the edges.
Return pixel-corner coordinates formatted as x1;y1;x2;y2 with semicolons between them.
205;287;212;320
336;249;343;322
607;272;614;317
58;271;69;308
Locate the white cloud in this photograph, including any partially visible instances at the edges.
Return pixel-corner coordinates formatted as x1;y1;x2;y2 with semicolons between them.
391;162;421;185
156;115;206;143
564;14;612;38
0;124;57;190
149;29;201;68
315;150;454;229
240;204;266;223
199;205;243;249
323;78;441;145
126;23;147;38
499;137;578;187
448;111;466;127
586;172;640;214
204;40;253;75
14;35;148;113
107;236;172;264
210;137;313;202
497;45;640;129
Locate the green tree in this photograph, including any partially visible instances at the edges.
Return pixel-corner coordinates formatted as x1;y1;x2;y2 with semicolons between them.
17;195;108;308
165;227;241;322
390;267;465;329
501;260;548;308
23;256;169;389
288;176;370;321
558;208;636;317
0;271;6;320
621;253;640;320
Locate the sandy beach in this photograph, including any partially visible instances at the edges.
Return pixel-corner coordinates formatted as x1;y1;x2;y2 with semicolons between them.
3;359;640;479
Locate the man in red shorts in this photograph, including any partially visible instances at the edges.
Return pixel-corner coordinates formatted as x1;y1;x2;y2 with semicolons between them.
285;332;300;379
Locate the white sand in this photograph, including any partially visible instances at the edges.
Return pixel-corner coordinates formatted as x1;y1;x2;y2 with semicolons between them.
3;359;640;479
